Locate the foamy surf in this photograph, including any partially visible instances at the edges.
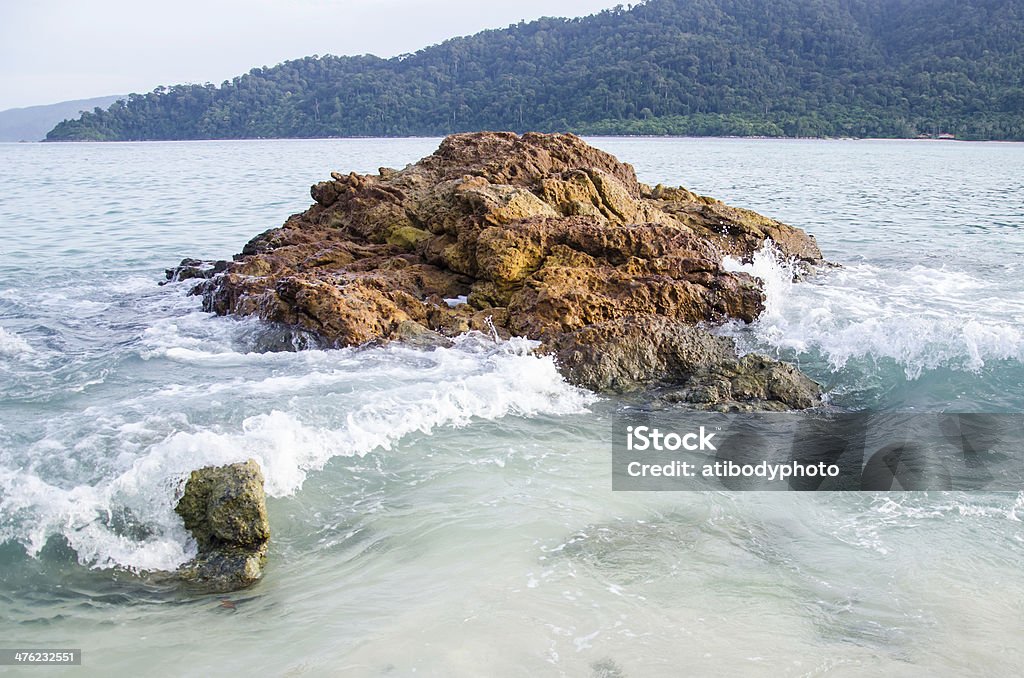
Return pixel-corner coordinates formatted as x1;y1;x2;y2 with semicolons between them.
134;333;597;499
721;244;1024;379
0;329;596;572
0;325;34;359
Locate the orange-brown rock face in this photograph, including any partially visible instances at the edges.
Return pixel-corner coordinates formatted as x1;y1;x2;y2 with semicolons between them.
181;132;824;409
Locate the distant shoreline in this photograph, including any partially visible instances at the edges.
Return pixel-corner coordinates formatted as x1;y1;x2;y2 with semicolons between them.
19;134;1024;144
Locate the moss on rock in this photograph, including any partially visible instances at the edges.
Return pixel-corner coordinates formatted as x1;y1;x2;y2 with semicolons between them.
175;459;270;593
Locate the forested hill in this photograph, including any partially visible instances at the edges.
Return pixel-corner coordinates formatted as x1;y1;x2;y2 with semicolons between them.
46;0;1024;141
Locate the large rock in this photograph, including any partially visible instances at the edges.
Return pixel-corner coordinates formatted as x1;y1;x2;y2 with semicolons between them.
177;132;824;409
175;459;270;592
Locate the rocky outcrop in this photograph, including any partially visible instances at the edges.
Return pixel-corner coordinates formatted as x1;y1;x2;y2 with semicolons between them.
546;316;820;411
178;132;823;409
175;459;269;592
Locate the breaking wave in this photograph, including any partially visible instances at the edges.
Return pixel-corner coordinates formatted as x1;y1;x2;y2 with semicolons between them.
0;315;595;571
721;245;1024;379
0;325;34;360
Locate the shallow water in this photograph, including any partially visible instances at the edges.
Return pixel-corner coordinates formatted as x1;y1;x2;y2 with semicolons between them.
1;137;1023;676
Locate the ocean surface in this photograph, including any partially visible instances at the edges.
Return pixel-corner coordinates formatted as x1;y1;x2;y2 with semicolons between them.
1;137;1022;676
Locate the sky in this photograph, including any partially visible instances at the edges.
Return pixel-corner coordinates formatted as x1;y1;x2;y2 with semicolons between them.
0;1;630;112
0;0;627;111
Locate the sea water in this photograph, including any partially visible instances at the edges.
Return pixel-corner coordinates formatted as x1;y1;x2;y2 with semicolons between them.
0;138;1022;676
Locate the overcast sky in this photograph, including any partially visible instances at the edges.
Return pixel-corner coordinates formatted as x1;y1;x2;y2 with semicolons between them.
0;0;625;111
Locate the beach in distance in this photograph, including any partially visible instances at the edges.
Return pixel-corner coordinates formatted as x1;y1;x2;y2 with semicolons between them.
1;135;1023;675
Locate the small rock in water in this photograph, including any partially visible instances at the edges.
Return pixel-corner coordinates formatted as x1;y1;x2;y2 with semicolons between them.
175;459;270;593
162;258;229;284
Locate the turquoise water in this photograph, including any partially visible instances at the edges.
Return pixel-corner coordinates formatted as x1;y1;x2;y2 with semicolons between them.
1;138;1023;676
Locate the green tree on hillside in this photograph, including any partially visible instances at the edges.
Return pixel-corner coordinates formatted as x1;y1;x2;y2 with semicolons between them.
45;0;1024;141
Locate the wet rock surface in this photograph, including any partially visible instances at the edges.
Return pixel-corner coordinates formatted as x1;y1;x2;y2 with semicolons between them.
175;459;269;593
546;316;820;410
174;132;824;409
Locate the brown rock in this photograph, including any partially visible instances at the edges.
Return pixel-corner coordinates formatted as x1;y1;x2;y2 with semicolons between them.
544;316;820;411
544;316;735;392
649;184;821;263
184;132;823;408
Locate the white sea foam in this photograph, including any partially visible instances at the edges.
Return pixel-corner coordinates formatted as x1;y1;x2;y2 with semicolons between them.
0;326;34;359
721;245;1024;378
135;335;596;498
0;332;596;571
109;275;164;294
831;493;1024;555
0;468;195;571
138;307;324;364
